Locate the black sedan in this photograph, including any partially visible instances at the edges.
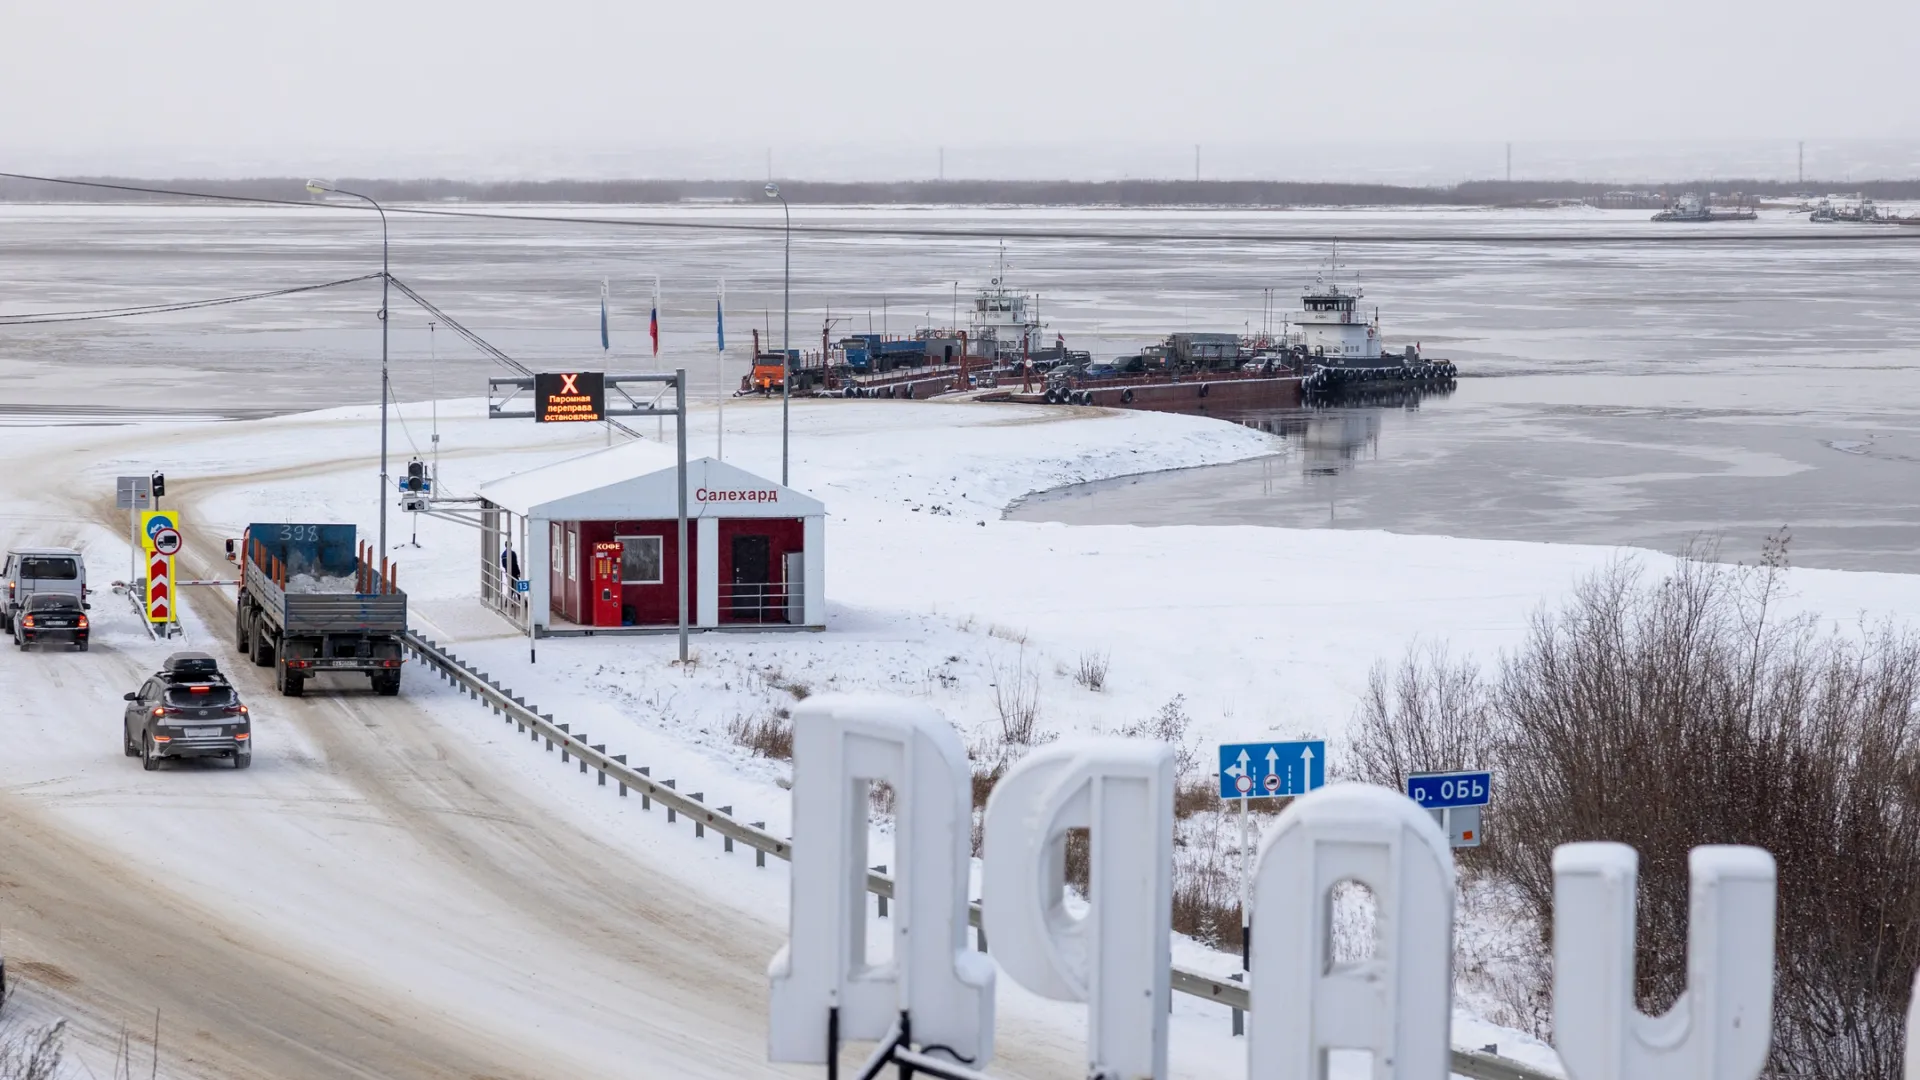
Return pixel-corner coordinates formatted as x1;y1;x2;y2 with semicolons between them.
13;591;87;650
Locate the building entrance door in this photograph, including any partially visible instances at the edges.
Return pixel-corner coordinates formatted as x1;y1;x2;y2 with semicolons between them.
731;535;771;622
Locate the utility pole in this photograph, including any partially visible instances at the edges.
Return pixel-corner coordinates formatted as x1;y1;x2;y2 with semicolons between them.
1798;141;1805;185
939;146;945;181
1505;142;1512;183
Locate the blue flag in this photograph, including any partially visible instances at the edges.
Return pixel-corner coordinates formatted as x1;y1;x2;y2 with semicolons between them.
600;279;610;351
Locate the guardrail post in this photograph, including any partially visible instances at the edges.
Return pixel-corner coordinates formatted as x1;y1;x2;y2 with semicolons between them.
976;924;987;953
663;779;677;822
875;866;888;917
614;754;628;795
594;745;607;785
1230;972;1245;1036
640;767;651;809
720;807;733;851
753;822;767;867
692;793;705;837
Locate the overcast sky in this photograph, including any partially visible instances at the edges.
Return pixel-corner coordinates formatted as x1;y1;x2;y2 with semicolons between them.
5;0;1917;180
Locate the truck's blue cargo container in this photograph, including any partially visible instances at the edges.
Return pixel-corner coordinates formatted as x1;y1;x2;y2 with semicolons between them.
236;522;406;699
245;522;359;580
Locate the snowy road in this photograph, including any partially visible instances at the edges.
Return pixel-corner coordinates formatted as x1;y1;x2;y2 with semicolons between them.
0;426;1102;1078
0;453;788;1077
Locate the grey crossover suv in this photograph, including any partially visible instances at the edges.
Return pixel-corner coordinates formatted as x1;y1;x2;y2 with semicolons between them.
123;652;252;770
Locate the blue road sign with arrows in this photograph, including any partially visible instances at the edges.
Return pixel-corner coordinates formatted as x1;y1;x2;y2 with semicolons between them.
1218;740;1326;800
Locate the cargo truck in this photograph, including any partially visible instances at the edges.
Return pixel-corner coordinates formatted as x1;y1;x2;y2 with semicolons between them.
229;523;406;697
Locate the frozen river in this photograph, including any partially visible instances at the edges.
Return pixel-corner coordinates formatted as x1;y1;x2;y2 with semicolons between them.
3;201;1918;569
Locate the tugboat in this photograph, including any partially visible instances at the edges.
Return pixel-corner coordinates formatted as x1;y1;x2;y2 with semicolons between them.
966;249;1081;368
1651;192;1757;222
1809;195;1900;224
1287;251;1456;400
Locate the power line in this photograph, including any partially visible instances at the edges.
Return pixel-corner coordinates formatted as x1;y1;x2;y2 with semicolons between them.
384;275;641;441
384;275;530;376
5;171;1918;246
0;273;382;324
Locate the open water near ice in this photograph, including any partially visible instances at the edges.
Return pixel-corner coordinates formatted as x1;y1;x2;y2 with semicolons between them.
2;202;1918;569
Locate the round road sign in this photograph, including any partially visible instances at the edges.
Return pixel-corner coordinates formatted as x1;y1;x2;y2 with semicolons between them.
1264;773;1283;794
1234;774;1254;795
152;527;182;556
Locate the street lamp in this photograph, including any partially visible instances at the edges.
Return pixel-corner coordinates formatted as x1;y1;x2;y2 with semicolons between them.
765;182;790;486
308;179;392;567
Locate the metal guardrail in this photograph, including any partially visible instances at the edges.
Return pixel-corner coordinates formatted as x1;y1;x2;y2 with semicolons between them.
401;629;1558;1080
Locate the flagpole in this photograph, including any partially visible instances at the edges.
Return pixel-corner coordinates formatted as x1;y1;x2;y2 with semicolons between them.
601;278;612;447
653;275;663;441
717;277;726;462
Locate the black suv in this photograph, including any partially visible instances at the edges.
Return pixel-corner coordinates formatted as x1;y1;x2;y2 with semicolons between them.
123;652;252;770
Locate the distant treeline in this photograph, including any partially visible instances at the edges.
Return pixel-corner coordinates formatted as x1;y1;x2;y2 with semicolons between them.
5;175;1920;206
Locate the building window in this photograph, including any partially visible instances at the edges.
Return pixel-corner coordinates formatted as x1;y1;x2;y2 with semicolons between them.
617;535;663;584
566;529;577;582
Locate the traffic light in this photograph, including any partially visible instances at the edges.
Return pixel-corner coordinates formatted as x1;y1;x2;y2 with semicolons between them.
150;473;166;498
406;459;426;493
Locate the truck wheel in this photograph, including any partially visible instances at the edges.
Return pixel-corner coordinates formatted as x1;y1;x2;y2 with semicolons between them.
251;624;273;667
235;609;249;652
281;670;304;698
142;733;160;771
374;674;401;697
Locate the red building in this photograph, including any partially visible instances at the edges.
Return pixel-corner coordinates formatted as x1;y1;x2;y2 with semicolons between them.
477;452;825;636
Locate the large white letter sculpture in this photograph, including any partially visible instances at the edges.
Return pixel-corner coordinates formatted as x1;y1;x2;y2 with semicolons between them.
981;739;1176;1080
768;695;994;1066
1250;783;1456;1080
1552;843;1775;1080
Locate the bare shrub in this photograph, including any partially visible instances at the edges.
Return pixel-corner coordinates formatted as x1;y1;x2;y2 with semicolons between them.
760;667;812;700
1118;695;1202;785
1063;827;1091;895
988;624;1028;645
1349;642;1494;792
727;711;794;761
1171;853;1242;950
1368;547;1920;1079
989;650;1043;747
0;981;64;1080
1074;650;1110;691
1166;813;1246;950
1173;778;1217;820
869;780;896;819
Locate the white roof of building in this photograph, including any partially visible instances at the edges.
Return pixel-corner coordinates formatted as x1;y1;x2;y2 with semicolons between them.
479;446;824;521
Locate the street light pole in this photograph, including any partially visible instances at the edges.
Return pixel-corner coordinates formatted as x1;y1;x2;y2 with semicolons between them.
765;183;791;486
308;180;392;567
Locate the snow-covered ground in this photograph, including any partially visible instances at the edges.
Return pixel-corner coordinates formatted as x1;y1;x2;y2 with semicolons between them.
13;392;1920;1077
